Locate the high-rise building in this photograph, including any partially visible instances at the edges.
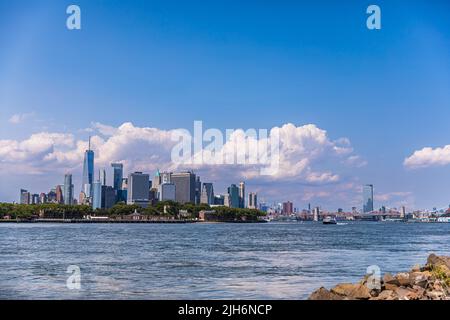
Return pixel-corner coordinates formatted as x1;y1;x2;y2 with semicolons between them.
227;184;240;208
223;194;230;207
282;201;293;214
200;183;214;205
99;169;106;186
31;194;40;204
214;195;225;206
127;172;150;207
239;182;245;208
92;180;102;210
111;163;124;192
158;183;176;201
78;191;86;205
20;189;30;204
247;192;257;209
400;206;406;218
313;207;320;221
195;176;202;205
363;184;374;213
47;189;57;203
102;186;116;209
153;169;161;191
171;171;196;204
81;137;94;198
56;185;64;204
161;171;172;184
63;173;74;205
39;193;47;204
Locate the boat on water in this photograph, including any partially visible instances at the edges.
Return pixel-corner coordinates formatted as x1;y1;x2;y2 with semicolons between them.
323;216;337;225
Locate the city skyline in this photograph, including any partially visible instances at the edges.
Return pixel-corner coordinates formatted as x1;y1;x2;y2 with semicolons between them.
1;1;450;210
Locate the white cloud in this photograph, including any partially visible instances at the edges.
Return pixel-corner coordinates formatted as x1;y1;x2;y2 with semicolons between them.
8;112;35;124
404;145;450;169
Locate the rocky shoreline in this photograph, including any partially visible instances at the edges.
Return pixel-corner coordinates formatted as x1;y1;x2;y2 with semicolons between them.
309;254;450;300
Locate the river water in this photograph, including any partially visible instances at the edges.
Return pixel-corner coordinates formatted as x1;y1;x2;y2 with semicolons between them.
1;222;449;299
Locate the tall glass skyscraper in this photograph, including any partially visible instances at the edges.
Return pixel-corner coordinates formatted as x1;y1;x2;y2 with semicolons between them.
82;138;94;198
227;184;240;208
92;180;102;210
111;163;123;191
63;173;74;205
363;184;374;213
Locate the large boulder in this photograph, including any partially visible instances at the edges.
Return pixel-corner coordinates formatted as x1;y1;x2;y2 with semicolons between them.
395;272;412;287
427;254;450;269
370;290;396;300
308;287;343;300
330;283;372;300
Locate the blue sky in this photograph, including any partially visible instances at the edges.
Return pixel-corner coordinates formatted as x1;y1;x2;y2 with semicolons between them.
1;1;450;210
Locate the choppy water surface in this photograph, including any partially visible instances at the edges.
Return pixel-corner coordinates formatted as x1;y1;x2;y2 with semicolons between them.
1;222;449;299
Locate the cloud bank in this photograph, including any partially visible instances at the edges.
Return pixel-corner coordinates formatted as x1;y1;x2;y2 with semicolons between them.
404;145;450;169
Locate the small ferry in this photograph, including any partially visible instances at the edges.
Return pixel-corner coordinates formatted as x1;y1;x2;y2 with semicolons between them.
323;216;337;225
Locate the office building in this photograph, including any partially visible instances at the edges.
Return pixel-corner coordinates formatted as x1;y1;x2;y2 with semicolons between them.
127;172;150;207
200;183;214;205
111;163;123;191
102;186;116;209
20;189;30;204
153;169;161;191
195;176;202;205
81;137;94;198
99;169;106;186
313;207;320;221
63;173;74;205
363;184;374;213
171;171;196;204
31;194;40;204
283;201;293;214
56;185;64;204
92;180;102;210
39;193;47;204
214;195;225;206
227;184;240;208
158;183;176;201
247;192;257;209
239;182;245;208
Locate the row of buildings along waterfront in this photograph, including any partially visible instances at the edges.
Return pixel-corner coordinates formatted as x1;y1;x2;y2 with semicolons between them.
19;141;258;211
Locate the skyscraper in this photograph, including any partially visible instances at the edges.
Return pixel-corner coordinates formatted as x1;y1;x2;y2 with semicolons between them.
101;185;116;209
153;169;161;191
158;183;176;201
56;185;64;204
63;173;74;205
200;183;214;205
171;171;196;204
282;201;293;214
127;172;150;207
99;168;106;186
92;180;102;210
363;184;374;213
227;184;240;208
195;176;202;205
20;189;30;204
81;137;94;198
247;192;257;209
239;182;245;208
111;163;124;191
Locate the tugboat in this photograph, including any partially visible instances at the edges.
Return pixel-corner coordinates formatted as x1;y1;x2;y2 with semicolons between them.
323;216;337;225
